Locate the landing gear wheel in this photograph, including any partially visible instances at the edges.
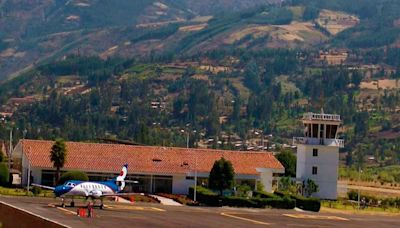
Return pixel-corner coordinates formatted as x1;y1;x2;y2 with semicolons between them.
61;203;65;208
100;204;104;210
70;201;75;207
61;198;65;208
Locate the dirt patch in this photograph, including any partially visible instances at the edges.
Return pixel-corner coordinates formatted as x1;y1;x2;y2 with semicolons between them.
224;25;273;44
199;65;231;74
191;16;213;23
99;45;119;59
0;48;25;58
361;79;400;90
393;18;400;28
374;130;400;139
272;22;327;44
192;74;209;81
229;78;250;100
179;23;207;32
316;9;360;35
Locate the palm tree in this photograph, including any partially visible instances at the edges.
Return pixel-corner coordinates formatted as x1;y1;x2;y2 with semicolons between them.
50;139;67;185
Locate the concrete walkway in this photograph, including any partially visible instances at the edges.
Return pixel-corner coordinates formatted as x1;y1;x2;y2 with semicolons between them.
114;196;133;204
150;195;182;206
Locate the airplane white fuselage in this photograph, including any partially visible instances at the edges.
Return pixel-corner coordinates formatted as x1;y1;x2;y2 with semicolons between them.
62;182;115;198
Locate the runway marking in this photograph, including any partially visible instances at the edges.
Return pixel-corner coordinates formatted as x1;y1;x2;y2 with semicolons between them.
220;212;271;225
56;207;76;215
286;224;330;227
283;214;349;221
105;205;166;212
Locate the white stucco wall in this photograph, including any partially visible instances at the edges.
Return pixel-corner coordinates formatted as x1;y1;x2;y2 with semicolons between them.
256;168;284;193
260;169;273;192
172;175;194;194
296;144;339;199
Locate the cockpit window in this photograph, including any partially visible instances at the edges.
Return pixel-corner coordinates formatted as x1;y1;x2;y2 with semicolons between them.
65;182;76;187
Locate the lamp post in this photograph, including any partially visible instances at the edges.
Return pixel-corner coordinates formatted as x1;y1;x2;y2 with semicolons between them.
358;166;362;210
8;129;12;172
181;127;198;202
27;147;31;194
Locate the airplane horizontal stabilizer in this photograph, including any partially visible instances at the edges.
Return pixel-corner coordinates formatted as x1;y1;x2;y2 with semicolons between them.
102;192;140;197
31;183;55;190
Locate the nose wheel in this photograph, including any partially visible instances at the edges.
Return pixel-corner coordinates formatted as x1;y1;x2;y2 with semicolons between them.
61;198;65;208
100;198;104;210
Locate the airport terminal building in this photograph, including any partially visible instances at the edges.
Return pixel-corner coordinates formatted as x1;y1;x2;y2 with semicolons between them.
12;139;284;194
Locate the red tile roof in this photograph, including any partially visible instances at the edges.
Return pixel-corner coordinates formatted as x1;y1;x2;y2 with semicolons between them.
19;139;283;175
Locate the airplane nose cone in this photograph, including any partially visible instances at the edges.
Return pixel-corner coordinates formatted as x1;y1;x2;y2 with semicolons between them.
54;186;71;197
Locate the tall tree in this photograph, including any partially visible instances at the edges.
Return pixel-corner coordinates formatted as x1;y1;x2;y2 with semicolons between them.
209;157;235;195
276;149;296;177
304;179;319;197
50;139;67;185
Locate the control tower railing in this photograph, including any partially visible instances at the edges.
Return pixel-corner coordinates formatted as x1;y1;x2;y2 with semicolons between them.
293;137;344;148
303;113;341;122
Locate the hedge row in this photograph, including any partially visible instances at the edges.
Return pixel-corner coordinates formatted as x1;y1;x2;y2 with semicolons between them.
188;186;220;206
189;187;295;209
274;191;321;212
253;190;279;199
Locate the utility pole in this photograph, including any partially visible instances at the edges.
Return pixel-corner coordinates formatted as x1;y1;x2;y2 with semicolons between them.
194;150;197;202
183;127;198;202
8;129;12;171
358;166;362;210
27;147;31;194
186;131;189;149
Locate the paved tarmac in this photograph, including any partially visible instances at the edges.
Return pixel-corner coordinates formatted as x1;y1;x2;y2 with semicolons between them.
1;196;399;227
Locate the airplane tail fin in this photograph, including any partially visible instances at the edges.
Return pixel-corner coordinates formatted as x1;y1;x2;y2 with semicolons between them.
116;164;128;191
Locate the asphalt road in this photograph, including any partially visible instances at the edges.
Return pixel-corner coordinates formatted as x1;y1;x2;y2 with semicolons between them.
1;196;399;228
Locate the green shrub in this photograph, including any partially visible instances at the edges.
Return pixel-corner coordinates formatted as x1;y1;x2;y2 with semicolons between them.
0;151;4;162
273;190;286;197
253;191;278;199
189;186;220;206
221;196;295;209
347;190;380;205
0;163;9;186
236;184;252;197
190;187;297;209
274;190;321;212
58;171;89;185
31;186;42;196
292;195;321;212
222;196;260;208
252;196;295;209
347;190;358;201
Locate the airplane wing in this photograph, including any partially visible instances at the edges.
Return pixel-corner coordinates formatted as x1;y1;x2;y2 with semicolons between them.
102;192;141;197
31;183;55;190
106;180;139;184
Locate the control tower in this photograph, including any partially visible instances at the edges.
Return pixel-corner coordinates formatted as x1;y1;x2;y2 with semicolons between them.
293;112;344;199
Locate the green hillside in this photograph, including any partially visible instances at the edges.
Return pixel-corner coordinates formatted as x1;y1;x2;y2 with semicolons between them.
1;0;400;81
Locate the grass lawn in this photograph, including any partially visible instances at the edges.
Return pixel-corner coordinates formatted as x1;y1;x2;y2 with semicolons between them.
0;186;54;197
322;200;400;214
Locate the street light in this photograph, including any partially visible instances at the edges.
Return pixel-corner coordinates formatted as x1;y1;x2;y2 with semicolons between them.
358;167;363;210
27;146;31;194
181;127;198;202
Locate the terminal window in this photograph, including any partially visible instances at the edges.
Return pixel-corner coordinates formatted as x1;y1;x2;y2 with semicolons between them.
313;149;318;157
312;166;318;175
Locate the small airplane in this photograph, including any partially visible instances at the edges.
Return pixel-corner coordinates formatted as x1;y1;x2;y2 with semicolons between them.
32;164;138;209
